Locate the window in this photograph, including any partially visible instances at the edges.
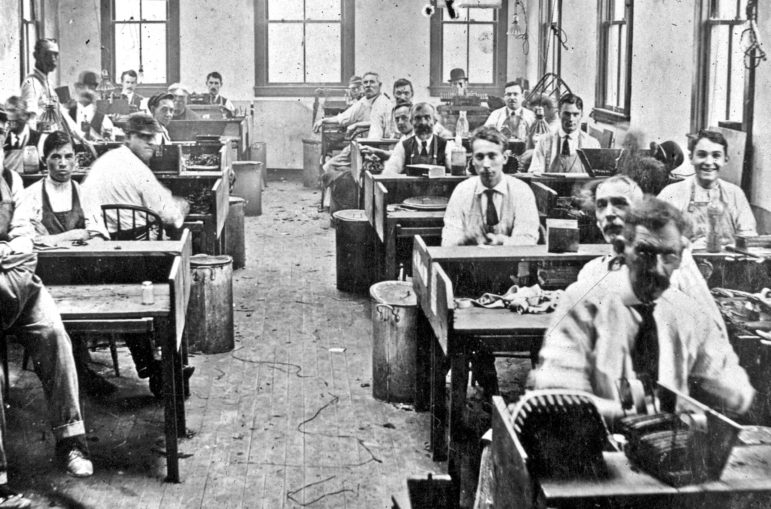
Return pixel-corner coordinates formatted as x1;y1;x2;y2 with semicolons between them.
99;0;180;85
429;5;508;96
254;0;355;96
595;0;633;122
693;0;751;130
538;0;562;78
20;0;42;77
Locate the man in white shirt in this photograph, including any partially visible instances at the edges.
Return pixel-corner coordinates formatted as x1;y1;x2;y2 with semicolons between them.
2;96;42;175
204;72;236;118
19;39;59;130
120;69;144;112
68;71;115;141
529;93;601;173
484;81;535;139
147;92;175;144
441;126;539;246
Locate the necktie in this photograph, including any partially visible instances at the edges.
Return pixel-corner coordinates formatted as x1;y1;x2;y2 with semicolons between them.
561;135;571;156
631;304;659;383
484;189;498;229
420;140;428;156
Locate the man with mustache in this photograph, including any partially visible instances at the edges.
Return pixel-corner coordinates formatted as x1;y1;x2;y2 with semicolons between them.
533;196;755;423
484;81;535;139
383;102;453;174
658;129;756;249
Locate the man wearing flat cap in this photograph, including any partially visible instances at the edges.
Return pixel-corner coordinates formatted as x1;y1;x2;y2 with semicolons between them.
168;83;199;121
81;113;191;396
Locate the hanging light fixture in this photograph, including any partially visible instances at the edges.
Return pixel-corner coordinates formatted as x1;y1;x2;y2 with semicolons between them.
97;69;117;101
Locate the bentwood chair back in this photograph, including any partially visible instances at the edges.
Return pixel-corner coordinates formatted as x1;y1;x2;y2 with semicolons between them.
101;204;164;241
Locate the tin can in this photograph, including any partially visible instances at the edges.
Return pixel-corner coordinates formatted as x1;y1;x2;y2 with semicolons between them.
142;281;154;305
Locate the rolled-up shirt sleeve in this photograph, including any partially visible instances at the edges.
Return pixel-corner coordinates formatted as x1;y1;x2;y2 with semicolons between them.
383;141;406;175
441;186;468;246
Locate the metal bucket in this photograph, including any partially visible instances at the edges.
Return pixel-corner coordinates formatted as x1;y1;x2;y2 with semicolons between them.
332;209;376;293
225;197;246;270
370;281;418;403
232;161;263;216
302;138;322;188
187;254;234;354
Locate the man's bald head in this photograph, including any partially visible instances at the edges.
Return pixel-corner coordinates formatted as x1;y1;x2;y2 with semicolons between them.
593;176;643;244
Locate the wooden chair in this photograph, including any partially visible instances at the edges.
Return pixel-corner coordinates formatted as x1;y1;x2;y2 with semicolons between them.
101;204;164;241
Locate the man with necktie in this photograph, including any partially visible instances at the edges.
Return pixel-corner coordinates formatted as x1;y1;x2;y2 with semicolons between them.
2;97;41;175
383;102;453;174
528;93;600;174
441;126;539;246
484;81;535;140
533;196;756;424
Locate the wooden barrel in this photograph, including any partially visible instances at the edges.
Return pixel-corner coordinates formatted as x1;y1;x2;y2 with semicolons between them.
187;254;234;354
332;209;376;293
302;138;322;188
231;161;263;216
225;197;246;270
370;281;418;403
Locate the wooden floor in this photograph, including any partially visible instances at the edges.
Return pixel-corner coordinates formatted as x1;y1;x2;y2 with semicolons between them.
4;178;439;508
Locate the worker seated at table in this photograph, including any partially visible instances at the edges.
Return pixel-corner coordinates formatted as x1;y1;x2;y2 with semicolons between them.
441;126;539;247
359;102;414;163
0;236;94;508
368;78;451;140
204;71;236;118
81;113;192;397
533;197;756;424
120;69;144;112
657;129;756;250
68;71;116;142
147;92;174;144
3;97;42;175
579;175;727;336
528;93;600;174
168;83;200;121
383;102;453;175
9;131;108;245
344;75;364;106
484;80;535;139
0;109;25;210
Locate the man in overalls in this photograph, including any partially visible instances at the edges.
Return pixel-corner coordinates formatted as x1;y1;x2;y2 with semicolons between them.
383;102;452;174
528;93;600;174
658;129;756;249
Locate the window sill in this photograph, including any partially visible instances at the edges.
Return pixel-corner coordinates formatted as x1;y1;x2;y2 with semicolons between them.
254;85;347;97
428;84;503;98
590;108;630;126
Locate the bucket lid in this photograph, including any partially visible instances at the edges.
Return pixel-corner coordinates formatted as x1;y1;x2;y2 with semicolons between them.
191;254;233;267
401;195;449;211
229;196;246;204
302;138;322;145
333;209;368;222
370;281;417;306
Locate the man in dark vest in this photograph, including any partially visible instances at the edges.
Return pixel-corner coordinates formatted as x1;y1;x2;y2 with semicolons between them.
2;97;41;175
383;102;452;174
120;69;144;112
68;71;114;141
204;72;236;118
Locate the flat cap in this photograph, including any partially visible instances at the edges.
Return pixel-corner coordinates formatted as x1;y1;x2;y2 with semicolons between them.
168;83;192;96
126;112;162;135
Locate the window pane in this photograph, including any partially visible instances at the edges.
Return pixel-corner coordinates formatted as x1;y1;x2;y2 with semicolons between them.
22;0;33;19
612;0;626;21
728;25;746;122
617;25;627;108
268;23;304;82
115;23;166;83
714;0;742;19
24;24;37;75
306;0;340;20
115;0;141;21
141;0;167;21
708;25;729;125
443;24;468;81
605;25;619;108
305;23;341;82
469;8;494;22
268;0;303;21
469;24;495;83
446;8;468;22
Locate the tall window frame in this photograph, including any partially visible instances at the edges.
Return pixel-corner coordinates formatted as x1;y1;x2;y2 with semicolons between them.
99;0;180;86
594;0;633;123
254;0;355;97
20;0;43;78
692;0;752;132
538;0;562;78
429;4;508;97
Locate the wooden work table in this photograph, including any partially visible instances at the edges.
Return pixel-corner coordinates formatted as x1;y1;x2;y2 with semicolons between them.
491;397;771;508
167;117;251;159
34;234;193;483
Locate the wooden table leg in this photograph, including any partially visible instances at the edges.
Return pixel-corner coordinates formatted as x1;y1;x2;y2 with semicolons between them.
162;332;180;483
385;221;397;281
430;332;448;462
414;311;431;412
448;349;469;484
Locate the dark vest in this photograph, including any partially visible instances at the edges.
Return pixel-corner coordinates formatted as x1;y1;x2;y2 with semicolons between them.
41;182;86;235
402;136;447;167
69;106;105;135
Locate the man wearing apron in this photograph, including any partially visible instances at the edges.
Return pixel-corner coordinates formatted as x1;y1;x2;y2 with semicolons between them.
383;102;452;174
2;97;42;175
658;129;756;249
528;93;601;174
484;81;536;140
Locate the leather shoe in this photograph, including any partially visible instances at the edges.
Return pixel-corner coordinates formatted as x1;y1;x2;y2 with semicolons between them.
64;448;93;478
0;485;31;509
